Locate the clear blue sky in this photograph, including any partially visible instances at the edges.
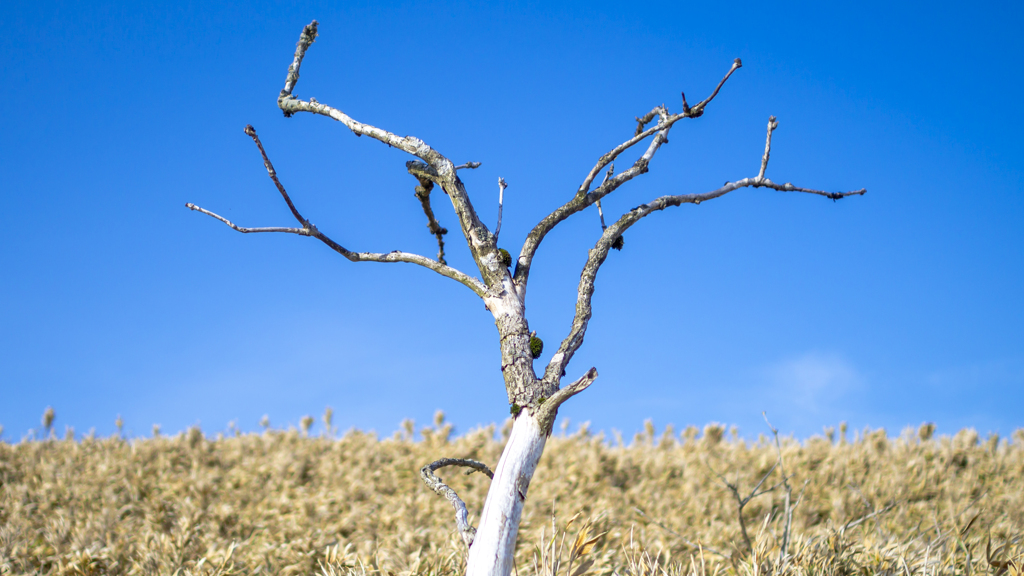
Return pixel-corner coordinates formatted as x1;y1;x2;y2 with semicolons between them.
2;1;1022;442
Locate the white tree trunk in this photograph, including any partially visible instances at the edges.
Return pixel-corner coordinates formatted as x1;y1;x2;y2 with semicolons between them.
466;410;548;576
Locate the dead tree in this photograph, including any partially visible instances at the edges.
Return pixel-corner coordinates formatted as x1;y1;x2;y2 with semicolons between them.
186;20;865;576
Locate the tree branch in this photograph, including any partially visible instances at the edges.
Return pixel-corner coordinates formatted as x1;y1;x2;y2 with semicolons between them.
514;59;745;299
690;58;743;117
278;20;318;107
594;164;614;231
275;20;432;159
758;116;778;180
703;454;789;556
495;178;508;242
409;167;449;265
242;124;307;225
533;367;598;434
514;107;672;299
184;204;307;235
186;205;487;296
542;118;865;382
420;458;494;548
187;125;488;298
841;499;898;533
274;22;499;284
762;412;794;564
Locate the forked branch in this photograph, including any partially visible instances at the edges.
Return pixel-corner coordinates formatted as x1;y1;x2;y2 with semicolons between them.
186;125;487;297
703;430;786;555
274;21;495;269
543;117;865;382
515;60;744;297
420;458;495;548
533;367;598;434
276;21;433;158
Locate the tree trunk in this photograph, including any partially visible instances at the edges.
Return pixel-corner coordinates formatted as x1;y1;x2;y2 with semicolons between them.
464;286;598;576
465;409;548;576
460;285;554;576
190;22;864;576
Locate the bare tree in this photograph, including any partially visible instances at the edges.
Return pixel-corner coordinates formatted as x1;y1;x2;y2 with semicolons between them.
186;20;865;576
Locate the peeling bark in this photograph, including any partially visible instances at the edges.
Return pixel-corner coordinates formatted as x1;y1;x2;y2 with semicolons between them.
467;410;547;576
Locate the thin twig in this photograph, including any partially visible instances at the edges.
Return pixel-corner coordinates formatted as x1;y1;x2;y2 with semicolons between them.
495;178;508;242
574;105;672;197
779;479;811;572
184;204;307;235
843;501;899;533
704;455;786;556
516;58;746;296
758;116;779;180
274;22;496;272
634;109;660;137
244;125;307;225
455;161;482;171
595;164;614;231
420;458;494;549
595;200;607;231
691;58;743;116
762;412;796;564
541;172;864;383
187;126;488;297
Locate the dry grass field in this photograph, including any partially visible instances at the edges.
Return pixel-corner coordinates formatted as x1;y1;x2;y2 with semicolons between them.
1;413;1022;576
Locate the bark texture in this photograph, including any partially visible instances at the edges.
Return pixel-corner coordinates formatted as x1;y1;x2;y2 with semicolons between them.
467;411;548;576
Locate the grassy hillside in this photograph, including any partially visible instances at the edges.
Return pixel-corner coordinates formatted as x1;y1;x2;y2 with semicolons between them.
1;416;1022;575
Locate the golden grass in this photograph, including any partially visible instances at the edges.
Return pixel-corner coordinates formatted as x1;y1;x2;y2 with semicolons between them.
1;415;1022;576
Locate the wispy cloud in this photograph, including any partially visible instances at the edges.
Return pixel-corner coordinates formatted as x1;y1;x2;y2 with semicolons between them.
762;352;864;415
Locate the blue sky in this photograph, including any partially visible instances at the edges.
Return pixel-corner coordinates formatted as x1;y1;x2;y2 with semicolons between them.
2;1;1022;442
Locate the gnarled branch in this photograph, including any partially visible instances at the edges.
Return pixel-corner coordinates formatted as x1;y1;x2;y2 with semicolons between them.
420;458;494;548
514;59;744;300
543;117;865;382
409;166;449;265
274;21;499;284
186;125;487;297
276;21;433;159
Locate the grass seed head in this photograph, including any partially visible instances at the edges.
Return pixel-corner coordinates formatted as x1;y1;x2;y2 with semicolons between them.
42;406;56;435
300;415;315;436
1;419;1022;576
918;422;936;442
